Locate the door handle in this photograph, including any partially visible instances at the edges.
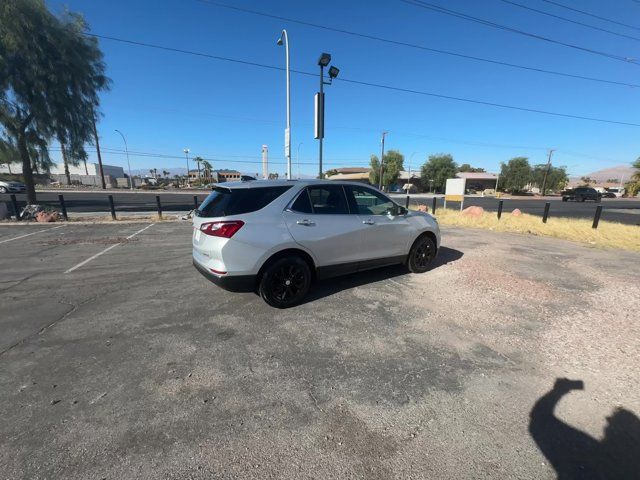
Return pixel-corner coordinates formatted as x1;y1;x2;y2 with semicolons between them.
362;219;375;225
296;219;315;226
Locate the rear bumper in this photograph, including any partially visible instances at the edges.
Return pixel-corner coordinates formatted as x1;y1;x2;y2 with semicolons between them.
192;259;256;292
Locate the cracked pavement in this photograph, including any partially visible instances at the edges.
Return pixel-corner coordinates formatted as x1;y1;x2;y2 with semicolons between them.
0;222;638;479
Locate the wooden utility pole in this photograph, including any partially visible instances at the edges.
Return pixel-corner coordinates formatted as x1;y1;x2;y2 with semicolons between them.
378;131;387;190
541;149;555;196
92;116;106;189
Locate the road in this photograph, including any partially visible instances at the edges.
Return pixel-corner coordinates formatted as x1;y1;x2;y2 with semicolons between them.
1;222;638;479
2;190;640;225
391;193;640;225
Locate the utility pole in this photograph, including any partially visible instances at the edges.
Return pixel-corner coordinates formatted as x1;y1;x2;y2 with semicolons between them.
92;116;106;189
276;30;292;180
378;131;387;190
541;149;555;196
183;148;190;186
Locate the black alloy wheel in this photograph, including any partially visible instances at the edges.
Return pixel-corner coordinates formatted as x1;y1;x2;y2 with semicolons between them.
407;235;436;273
259;256;311;308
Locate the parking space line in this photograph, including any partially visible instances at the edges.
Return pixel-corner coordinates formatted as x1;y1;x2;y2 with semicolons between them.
64;223;155;274
0;225;64;245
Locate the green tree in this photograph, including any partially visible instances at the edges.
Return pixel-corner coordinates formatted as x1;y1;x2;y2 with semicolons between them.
420;154;457;193
0;0;109;202
625;157;640;197
532;164;569;193
458;163;485;173
500;157;532;193
580;176;594;185
325;169;338;177
369;150;404;189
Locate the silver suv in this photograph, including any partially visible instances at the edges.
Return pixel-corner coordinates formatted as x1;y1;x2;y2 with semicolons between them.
192;180;441;308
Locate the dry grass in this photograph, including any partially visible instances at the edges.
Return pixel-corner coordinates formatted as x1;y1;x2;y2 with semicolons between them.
429;208;640;252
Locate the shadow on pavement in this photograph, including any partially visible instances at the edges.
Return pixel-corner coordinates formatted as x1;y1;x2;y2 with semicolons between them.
529;378;640;479
302;246;464;304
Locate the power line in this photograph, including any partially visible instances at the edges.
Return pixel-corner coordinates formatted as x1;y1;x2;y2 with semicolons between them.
540;0;640;32
401;0;638;64
48;138;630;169
87;33;640;127
196;0;639;88
497;0;640;42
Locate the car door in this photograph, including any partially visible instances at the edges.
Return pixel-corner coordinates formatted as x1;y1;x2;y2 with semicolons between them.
344;185;412;264
283;184;366;273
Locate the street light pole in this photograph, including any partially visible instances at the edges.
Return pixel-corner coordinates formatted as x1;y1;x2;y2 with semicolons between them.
183;148;190;186
114;129;133;190
315;53;339;180
318;63;324;179
277;30;292;180
378;131;387;191
297;142;303;179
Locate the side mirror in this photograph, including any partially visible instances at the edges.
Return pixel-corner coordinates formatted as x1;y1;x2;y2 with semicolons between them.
387;205;407;216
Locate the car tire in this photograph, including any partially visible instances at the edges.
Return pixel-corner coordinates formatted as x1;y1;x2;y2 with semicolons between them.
562;197;568;202
407;235;436;274
259;256;311;308
0;186;7;193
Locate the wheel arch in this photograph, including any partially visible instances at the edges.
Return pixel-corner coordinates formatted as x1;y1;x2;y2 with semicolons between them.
407;230;438;258
257;248;317;283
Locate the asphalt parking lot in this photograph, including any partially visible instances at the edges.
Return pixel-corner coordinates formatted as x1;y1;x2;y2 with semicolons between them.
1;222;639;479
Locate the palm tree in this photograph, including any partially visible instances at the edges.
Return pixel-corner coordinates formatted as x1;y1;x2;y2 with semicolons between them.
193;156;203;180
163;170;170;178
202;160;212;182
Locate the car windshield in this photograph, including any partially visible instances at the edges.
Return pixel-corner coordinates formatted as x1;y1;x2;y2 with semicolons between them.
196;186;292;217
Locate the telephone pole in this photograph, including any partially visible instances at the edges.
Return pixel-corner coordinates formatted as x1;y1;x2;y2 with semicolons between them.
92;116;106;189
541;149;555;196
378;131;387;190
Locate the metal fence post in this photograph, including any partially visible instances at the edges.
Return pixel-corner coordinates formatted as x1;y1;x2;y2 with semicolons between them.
405;194;410;209
193;195;198;209
10;194;20;221
542;202;550;224
58;194;68;220
592;205;603;229
108;195;116;220
156;195;162;219
497;200;503;220
431;196;437;214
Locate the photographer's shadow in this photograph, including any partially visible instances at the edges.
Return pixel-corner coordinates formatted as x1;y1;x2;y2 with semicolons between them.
529;378;640;479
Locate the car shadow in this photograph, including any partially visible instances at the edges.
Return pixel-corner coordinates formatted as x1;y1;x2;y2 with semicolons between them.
529;378;640;479
300;246;464;305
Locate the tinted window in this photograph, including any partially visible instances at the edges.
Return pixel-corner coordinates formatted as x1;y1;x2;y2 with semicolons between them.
197;186;292;217
290;189;312;213
307;185;349;214
346;185;395;215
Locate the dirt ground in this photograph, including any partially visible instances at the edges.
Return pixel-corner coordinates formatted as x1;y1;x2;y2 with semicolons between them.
0;223;638;479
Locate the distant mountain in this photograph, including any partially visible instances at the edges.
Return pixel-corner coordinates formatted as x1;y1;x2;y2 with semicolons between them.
570;164;636;183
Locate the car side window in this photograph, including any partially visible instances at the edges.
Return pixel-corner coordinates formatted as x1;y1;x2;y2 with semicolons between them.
346;185;395;215
290;189;312;214
306;185;350;214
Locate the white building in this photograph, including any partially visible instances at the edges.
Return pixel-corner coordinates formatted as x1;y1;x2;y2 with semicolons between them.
0;161;124;178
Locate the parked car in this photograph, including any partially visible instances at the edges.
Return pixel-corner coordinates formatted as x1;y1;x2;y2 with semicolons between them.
561;187;601;202
601;190;617;198
192;180;441;308
0;180;27;194
606;187;625;198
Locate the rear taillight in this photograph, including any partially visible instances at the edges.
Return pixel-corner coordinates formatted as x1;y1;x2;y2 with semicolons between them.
200;220;244;238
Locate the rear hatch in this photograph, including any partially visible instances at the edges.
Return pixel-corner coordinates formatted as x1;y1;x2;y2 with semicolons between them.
192;184;293;262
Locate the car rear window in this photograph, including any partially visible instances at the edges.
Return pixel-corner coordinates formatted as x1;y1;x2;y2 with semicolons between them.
196;186;292;217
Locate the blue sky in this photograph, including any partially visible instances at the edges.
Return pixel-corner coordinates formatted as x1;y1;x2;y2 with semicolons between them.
48;0;639;176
